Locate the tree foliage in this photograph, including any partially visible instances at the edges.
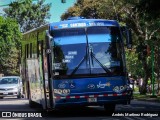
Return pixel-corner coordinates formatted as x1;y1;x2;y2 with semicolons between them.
0;0;51;75
4;0;51;33
61;0;117;20
129;0;160;94
0;16;22;75
126;50;144;78
136;0;160;19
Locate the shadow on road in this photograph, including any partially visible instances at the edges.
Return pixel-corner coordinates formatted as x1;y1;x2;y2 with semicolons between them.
0;97;27;101
1;98;160;118
42;107;112;118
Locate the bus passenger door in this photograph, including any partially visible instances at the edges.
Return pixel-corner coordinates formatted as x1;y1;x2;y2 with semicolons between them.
37;41;46;109
42;49;51;109
38;40;49;110
42;31;53;109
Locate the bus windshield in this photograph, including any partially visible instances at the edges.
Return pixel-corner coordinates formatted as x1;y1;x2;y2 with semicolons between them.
51;26;124;78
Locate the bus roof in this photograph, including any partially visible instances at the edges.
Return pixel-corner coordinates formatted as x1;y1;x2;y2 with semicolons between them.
49;19;119;31
23;24;49;35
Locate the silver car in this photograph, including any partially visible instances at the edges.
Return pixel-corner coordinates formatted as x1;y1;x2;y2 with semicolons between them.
0;76;23;99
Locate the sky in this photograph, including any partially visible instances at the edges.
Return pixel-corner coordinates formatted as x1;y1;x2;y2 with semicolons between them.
0;0;76;22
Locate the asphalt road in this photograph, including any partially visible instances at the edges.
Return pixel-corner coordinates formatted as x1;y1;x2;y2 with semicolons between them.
0;97;160;120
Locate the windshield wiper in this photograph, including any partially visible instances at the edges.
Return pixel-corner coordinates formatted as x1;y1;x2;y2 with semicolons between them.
90;51;112;74
70;55;87;76
70;48;112;76
70;27;111;76
70;28;90;76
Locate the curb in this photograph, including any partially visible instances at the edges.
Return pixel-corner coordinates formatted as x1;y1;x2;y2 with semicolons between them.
134;98;160;103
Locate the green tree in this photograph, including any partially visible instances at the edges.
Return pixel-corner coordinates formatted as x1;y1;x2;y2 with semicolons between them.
4;0;51;32
0;16;22;75
125;0;160;94
126;49;145;78
136;0;160;95
61;0;118;20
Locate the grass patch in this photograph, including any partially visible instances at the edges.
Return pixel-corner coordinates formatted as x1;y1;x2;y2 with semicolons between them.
133;93;160;101
133;86;139;92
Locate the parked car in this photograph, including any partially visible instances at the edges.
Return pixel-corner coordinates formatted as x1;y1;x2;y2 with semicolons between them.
0;76;23;99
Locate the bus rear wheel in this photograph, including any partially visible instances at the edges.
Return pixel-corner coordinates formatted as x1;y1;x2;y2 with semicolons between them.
104;104;115;115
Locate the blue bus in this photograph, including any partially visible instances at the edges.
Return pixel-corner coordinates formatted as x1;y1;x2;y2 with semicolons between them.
21;17;132;113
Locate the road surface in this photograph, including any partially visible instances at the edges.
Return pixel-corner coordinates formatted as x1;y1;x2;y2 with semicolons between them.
0;97;159;120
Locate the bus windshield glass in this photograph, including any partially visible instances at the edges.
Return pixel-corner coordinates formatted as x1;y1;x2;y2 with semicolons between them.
51;26;124;78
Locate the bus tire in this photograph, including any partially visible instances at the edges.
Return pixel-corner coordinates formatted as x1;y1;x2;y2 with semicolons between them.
104;104;115;115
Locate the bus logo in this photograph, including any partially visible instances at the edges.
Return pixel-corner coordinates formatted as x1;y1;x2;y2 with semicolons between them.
58;83;66;89
70;83;76;88
88;84;95;89
97;81;111;88
106;82;111;87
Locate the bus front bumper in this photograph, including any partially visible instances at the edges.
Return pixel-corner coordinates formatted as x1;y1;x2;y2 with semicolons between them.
53;92;132;109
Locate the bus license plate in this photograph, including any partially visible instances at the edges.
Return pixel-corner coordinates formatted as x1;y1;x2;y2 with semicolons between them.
88;98;97;102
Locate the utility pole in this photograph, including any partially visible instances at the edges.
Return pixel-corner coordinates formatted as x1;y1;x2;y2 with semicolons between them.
151;41;157;98
158;44;160;95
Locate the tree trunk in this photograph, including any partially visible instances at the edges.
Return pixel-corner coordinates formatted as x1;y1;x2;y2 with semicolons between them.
140;58;149;94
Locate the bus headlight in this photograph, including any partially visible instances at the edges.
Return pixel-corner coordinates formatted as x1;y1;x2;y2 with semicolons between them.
113;85;126;93
54;89;70;95
113;86;119;92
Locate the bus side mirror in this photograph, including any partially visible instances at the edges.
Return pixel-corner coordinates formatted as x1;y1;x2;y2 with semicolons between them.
45;30;53;50
126;29;132;49
121;26;132;49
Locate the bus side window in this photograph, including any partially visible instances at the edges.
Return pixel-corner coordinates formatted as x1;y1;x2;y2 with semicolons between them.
38;41;43;57
25;44;29;58
30;43;32;58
